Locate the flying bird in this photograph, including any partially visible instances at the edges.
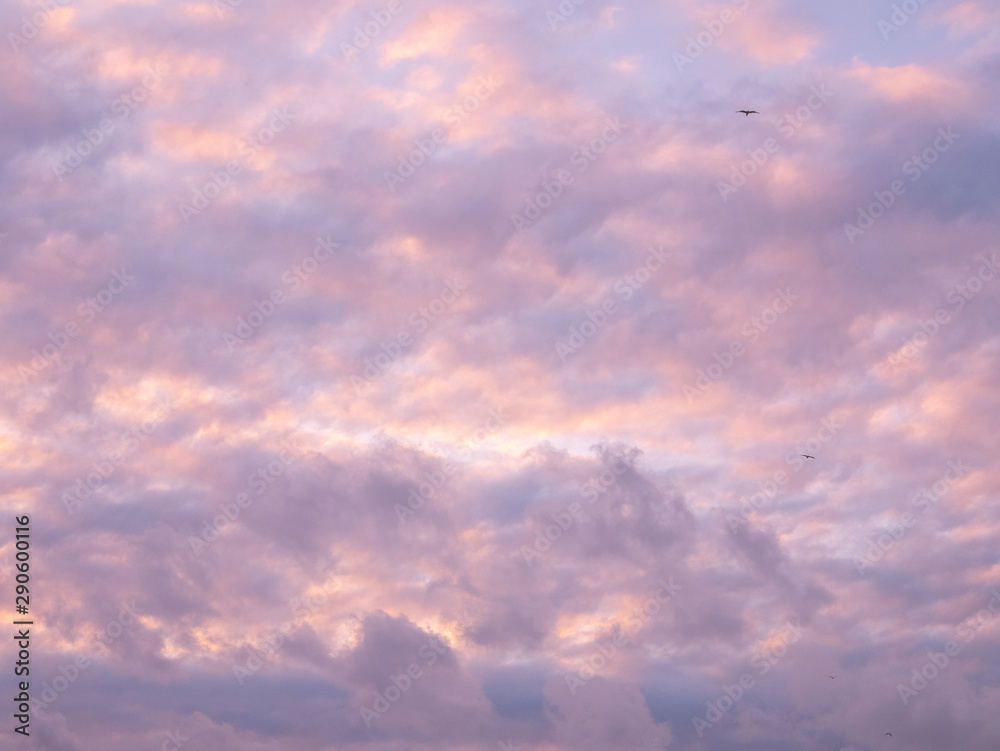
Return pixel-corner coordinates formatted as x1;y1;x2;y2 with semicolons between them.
885;732;892;736
828;675;836;679
801;454;815;459
736;110;759;116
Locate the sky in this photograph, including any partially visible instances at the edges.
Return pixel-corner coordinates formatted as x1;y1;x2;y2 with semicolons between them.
1;0;999;749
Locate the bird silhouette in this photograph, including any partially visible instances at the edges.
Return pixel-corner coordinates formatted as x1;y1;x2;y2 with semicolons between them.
885;732;892;736
801;454;815;459
828;675;836;679
736;110;759;116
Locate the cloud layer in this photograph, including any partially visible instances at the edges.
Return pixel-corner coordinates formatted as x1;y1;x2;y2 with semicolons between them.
2;0;999;749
